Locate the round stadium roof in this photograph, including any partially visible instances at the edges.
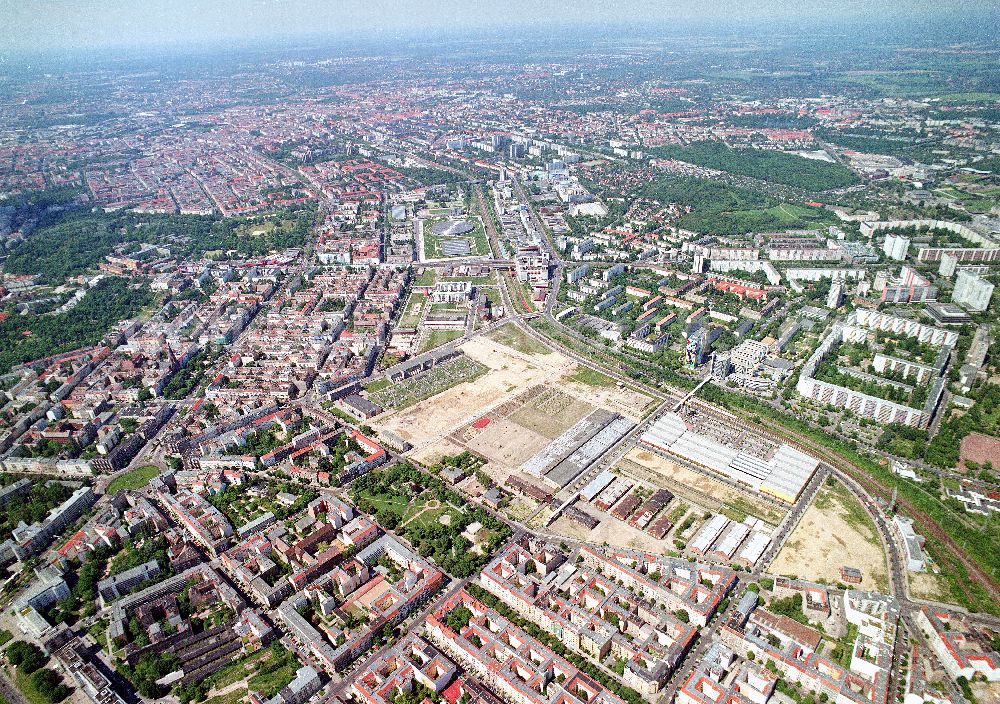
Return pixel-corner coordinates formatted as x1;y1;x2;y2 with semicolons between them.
431;219;475;236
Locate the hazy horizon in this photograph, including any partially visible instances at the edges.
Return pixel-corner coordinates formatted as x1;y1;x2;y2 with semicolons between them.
4;0;1000;58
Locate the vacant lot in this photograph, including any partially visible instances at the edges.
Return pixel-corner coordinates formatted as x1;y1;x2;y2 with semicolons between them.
564;368;656;420
371;336;571;449
509;387;593;440
909;572;954;603
772;479;889;592
465;418;551;479
548;512;671;553
488;324;553;356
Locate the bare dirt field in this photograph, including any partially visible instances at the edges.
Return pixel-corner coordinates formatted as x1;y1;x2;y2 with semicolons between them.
411;437;468;467
509;387;594;439
371;336;571;448
563;378;655;420
466;418;550;469
375;335;655;485
547;514;672;553
503;496;539;522
909;572;953;603
959;432;1000;470
771;480;889;592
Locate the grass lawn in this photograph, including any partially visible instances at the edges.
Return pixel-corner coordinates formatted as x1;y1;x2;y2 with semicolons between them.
398;295;426;328
367;494;411;516
488;324;551;356
247;662;299;698
407;504;464;529
210;649;271;689
414;269;438;287
205;689;249;704
13;668;60;704
570;366;617;387
418;329;463;354
107;464;161;494
365;378;392;393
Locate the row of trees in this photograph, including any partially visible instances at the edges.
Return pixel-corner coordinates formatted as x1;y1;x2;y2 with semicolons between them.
6;641;71;702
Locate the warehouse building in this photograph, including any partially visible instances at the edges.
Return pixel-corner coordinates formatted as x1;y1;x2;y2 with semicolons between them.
640;413;819;503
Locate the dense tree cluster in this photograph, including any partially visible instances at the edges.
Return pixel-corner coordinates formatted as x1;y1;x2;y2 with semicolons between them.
926;383;1000;468
6;641;70;702
649;141;859;191
4;208;312;283
350;463;510;578
0;276;154;376
0;480;74;533
633;175;834;235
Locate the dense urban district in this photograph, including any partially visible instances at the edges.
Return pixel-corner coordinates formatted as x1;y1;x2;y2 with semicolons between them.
1;25;1000;704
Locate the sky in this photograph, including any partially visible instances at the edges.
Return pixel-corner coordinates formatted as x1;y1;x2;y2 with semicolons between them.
2;0;999;54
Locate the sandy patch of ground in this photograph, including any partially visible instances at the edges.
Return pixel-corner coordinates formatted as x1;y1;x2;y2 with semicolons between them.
562;377;656;421
503;496;540;522
410;437;468;467
908;572;953;603
466;418;550;467
547;514;673;554
771;482;889;592
371;336;571;449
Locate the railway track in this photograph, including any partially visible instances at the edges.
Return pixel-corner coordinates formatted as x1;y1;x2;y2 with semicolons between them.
698;398;1000;604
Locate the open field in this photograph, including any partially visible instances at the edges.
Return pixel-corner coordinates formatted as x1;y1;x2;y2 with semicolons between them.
569;366;617;387
465;422;551;485
488;324;553;356
418;329;464;354
370;336;573;449
369;355;488;410
107;464;161;494
564;371;655;419
373;338;657;492
547;512;672;553
508;387;594;440
909;572;955;603
398;293;426;328
771;479;889;592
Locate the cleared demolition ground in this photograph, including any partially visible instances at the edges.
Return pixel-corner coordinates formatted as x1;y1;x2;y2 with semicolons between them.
372;335;654;461
771;478;890;592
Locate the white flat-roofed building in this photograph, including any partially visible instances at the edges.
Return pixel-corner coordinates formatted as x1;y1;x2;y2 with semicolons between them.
736;532;771;568
953;271;994;312
639;414;819;503
690;514;729;555
710;523;750;561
